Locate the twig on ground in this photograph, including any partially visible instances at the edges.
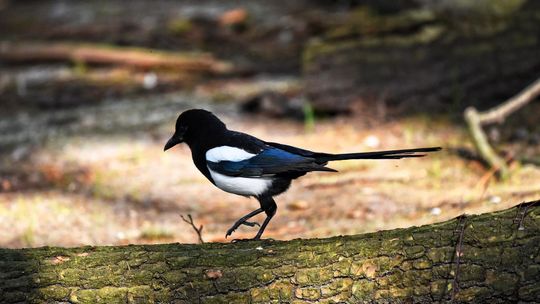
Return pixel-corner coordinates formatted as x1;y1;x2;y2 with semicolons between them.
474;153;515;200
475;167;497;199
180;214;205;244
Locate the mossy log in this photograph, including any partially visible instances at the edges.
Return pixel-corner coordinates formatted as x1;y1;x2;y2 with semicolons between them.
1;201;539;303
303;0;540;114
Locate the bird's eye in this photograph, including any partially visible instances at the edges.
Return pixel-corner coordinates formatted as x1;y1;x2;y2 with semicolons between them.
176;126;188;137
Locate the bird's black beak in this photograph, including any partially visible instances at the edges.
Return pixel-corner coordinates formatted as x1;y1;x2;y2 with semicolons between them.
164;135;182;151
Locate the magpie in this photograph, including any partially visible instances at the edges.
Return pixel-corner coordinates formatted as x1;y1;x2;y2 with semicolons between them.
164;109;441;240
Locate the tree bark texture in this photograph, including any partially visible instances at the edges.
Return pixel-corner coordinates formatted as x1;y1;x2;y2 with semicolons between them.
1;201;539;303
303;0;540;114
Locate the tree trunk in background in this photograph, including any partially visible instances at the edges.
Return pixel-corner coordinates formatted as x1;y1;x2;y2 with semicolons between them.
1;201;539;303
303;0;540;114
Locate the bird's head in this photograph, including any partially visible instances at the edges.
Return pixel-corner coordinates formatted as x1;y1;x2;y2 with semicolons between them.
164;109;226;151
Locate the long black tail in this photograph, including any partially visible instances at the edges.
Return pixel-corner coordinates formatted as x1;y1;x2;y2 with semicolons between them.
316;147;441;162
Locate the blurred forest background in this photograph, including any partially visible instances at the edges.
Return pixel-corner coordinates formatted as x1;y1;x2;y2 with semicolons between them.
0;0;539;248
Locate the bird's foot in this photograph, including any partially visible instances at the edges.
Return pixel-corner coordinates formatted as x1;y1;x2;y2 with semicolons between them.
225;220;260;238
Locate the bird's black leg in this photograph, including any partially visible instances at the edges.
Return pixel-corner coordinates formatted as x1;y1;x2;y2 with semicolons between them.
225;208;264;238
253;196;277;240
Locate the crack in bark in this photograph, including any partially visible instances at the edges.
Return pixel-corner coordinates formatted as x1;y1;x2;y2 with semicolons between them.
451;214;467;301
513;201;534;231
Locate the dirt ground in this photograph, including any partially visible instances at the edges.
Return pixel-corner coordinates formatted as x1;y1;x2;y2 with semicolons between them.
1;99;539;248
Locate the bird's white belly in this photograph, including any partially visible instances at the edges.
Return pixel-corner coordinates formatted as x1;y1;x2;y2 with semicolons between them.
208;168;272;196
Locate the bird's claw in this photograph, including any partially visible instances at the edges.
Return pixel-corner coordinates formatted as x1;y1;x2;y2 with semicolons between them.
242;221;260;227
225;220;260;238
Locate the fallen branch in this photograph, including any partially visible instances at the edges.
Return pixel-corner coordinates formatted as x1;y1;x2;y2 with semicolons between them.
464;78;540;179
1;200;539;303
472;78;540;125
0;41;232;74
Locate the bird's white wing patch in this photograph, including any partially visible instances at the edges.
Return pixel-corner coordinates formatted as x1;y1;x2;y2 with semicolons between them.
208;168;272;196
206;146;256;162
206;146;270;196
